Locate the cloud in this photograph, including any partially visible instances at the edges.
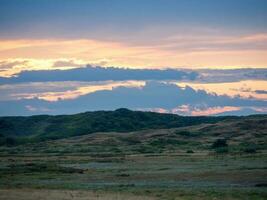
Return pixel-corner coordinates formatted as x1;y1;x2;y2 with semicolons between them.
163;33;267;53
255;90;267;94
172;105;241;116
0;81;90;101
19;81;144;101
173;80;267;101
0;65;198;83
0;33;267;73
0;39;171;71
251;107;267;113
1;79;266;106
0;58;112;77
51;59;84;68
51;59;110;68
197;68;267;83
155;105;267;116
1;60;266;85
0;60;28;69
0;81;145;101
25;105;52;112
0;59;31;77
0;81;266;116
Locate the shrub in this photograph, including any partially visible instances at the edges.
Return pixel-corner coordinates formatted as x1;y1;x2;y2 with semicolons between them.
211;139;228;149
244;147;257;153
215;147;229;154
5;137;16;146
186;150;194;153
120;137;141;145
175;130;198;137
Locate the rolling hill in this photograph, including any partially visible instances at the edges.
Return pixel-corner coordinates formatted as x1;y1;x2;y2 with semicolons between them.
0;111;266;154
0;108;241;143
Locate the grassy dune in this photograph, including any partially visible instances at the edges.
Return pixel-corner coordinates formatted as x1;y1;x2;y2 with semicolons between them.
0;112;266;199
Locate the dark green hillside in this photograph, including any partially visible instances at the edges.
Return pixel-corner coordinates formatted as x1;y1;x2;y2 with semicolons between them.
0;108;239;142
19;114;267;155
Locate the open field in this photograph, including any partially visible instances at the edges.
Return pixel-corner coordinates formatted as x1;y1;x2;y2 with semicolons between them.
0;112;266;199
0;149;266;199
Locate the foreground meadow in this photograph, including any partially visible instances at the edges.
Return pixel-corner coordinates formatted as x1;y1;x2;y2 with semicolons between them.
0;151;266;199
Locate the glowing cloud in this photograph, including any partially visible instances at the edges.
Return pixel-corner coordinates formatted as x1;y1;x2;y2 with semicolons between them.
173;80;267;100
190;106;241;116
172;105;241;116
0;33;267;77
7;81;145;101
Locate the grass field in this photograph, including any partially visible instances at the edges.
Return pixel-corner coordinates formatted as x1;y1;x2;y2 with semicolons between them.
0;115;266;199
0;153;266;199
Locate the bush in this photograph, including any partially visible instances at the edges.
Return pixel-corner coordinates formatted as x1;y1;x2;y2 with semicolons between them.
211;139;228;149
120;137;141;145
215;147;229;154
175;131;197;137
186;150;194;153
244;147;257;153
5;137;17;146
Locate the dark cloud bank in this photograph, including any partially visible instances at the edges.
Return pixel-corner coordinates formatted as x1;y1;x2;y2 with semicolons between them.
0;66;198;84
1;65;267;84
0;81;266;116
0;66;266;116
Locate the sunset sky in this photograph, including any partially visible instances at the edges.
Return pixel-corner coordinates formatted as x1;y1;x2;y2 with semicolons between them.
0;0;266;116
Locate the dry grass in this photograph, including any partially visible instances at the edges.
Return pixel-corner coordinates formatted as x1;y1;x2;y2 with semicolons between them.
0;189;155;200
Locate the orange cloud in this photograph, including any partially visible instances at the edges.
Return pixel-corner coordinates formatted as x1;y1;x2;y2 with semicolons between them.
142;105;243;116
174;80;267;100
190;106;241;116
172;105;241;116
0;33;267;77
0;58;106;77
13;81;145;101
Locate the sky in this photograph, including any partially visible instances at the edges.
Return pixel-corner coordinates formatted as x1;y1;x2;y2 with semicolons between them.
0;0;266;116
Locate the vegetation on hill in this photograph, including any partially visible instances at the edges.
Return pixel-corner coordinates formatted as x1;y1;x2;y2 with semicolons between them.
0;109;266;155
0;108;241;143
